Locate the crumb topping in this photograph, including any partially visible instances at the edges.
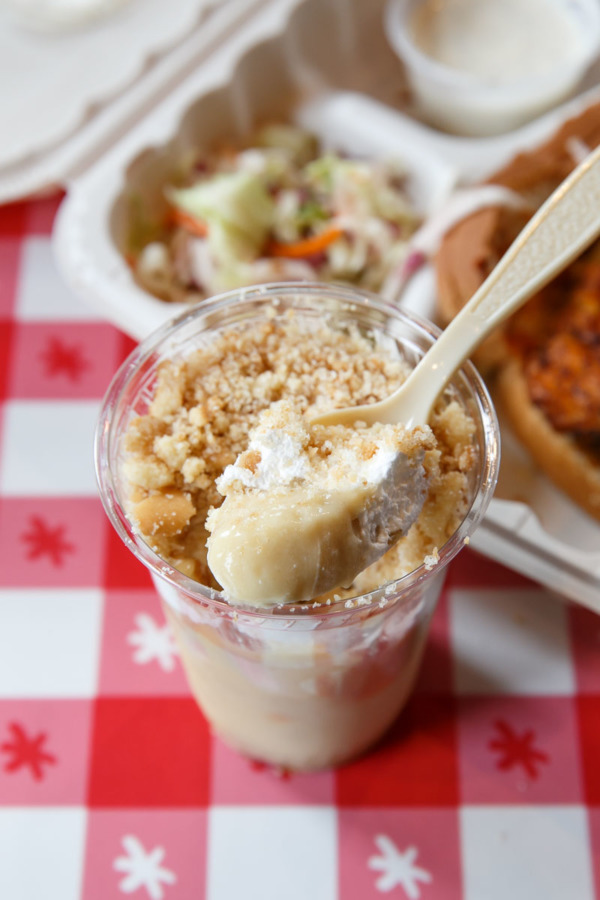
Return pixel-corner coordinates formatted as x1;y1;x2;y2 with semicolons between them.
122;313;476;600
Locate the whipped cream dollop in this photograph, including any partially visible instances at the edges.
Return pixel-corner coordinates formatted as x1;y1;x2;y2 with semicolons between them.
216;418;310;493
206;401;435;606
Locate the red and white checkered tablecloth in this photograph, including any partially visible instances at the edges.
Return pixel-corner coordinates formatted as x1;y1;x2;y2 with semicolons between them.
1;196;600;900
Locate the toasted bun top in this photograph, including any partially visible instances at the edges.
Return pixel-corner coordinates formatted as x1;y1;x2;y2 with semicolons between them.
495;360;600;521
434;101;600;370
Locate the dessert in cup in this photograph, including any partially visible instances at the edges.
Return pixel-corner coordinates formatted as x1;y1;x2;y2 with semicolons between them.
95;282;499;769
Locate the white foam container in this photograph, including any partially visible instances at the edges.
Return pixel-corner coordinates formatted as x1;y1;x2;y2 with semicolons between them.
383;0;600;137
8;0;598;610
0;0;225;172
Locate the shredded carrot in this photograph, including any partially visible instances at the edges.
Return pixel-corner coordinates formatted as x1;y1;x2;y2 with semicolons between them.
267;226;343;258
170;207;208;238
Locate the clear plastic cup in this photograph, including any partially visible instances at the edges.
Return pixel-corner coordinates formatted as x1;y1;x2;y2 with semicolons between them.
95;283;500;770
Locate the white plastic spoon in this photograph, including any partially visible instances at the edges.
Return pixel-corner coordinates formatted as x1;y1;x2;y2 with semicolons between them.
313;142;600;429
208;145;600;607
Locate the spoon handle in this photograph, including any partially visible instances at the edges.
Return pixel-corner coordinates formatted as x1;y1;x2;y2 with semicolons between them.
408;142;600;423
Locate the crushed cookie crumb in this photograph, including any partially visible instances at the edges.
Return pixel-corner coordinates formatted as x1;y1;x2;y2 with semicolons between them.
423;548;440;570
120;317;475;602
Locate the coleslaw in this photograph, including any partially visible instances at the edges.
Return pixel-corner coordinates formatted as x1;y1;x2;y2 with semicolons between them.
127;124;422;303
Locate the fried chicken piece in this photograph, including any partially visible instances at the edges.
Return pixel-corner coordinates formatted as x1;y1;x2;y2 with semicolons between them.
507;251;600;438
527;332;600;435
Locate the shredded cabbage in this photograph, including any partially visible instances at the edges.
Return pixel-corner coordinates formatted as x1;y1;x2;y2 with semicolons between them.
170;171;274;263
131;124;422;302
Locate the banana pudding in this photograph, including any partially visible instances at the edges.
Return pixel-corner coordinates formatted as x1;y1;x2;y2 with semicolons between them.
96;284;498;768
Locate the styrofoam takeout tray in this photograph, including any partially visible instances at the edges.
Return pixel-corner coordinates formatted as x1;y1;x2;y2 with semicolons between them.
43;0;600;610
0;0;225;172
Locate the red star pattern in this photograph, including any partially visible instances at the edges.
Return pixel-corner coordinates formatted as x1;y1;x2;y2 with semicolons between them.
488;719;550;779
248;759;292;780
20;515;75;566
1;722;57;781
40;336;89;382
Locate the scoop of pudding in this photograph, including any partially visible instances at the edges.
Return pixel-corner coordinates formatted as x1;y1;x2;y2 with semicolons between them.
206;401;435;606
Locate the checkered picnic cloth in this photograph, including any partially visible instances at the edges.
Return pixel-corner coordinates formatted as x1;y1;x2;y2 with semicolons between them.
0;195;599;900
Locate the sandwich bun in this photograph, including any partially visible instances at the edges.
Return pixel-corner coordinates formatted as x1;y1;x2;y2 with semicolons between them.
435;101;600;372
433;102;600;518
495;359;600;521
